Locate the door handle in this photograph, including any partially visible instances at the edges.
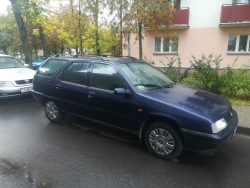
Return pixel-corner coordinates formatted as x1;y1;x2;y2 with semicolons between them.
47;80;52;85
88;91;95;98
56;84;61;89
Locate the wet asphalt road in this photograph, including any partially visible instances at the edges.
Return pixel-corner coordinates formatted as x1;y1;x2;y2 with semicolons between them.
0;96;250;188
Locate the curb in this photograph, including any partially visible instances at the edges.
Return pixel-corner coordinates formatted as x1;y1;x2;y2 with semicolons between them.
237;126;250;136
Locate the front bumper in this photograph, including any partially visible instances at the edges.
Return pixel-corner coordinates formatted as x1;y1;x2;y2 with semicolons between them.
181;110;238;150
0;85;33;98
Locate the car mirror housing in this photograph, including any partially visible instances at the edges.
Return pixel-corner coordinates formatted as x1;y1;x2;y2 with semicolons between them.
114;88;131;95
24;64;29;68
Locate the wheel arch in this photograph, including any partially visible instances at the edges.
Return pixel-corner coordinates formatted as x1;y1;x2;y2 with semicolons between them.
139;115;185;146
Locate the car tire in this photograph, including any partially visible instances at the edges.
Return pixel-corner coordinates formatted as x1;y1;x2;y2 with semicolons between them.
145;122;183;160
44;100;64;123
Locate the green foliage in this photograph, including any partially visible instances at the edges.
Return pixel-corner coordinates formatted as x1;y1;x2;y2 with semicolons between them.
221;64;250;100
143;56;155;65
160;56;190;83
182;54;223;94
155;54;250;102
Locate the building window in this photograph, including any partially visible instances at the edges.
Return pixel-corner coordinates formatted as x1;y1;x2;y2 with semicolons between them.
168;0;181;9
154;37;178;54
227;35;250;53
232;0;250;4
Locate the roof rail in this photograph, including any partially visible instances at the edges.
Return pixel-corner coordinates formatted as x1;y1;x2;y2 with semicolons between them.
100;55;138;60
51;54;138;61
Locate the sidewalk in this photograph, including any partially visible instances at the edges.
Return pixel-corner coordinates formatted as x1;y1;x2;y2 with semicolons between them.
232;105;250;136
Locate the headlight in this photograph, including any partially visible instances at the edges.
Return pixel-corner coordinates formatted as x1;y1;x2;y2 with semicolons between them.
211;118;228;133
0;81;14;87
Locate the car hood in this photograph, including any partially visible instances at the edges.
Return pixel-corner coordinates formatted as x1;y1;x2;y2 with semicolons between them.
139;83;231;120
0;68;36;81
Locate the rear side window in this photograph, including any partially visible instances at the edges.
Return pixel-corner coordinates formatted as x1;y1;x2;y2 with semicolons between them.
59;62;89;85
37;59;67;77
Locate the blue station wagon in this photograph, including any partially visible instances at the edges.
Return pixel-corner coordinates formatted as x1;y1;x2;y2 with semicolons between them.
32;56;238;160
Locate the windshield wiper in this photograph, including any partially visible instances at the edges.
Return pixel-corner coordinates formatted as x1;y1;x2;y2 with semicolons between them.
134;84;163;88
164;82;175;88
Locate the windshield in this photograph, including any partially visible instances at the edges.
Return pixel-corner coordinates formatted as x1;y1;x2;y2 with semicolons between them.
0;57;24;69
118;62;174;91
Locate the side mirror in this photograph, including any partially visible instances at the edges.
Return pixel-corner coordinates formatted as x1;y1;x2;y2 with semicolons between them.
114;88;131;95
24;64;29;68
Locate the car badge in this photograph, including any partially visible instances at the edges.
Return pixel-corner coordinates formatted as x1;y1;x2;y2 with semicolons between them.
25;79;29;84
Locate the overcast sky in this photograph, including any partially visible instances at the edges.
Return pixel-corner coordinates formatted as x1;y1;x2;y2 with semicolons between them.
0;0;11;14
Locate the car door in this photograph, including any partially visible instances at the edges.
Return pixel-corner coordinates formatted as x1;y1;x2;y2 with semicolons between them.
87;62;138;132
54;61;90;117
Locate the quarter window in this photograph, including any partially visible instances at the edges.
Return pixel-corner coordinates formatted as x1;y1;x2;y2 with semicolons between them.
91;63;125;91
60;62;89;85
154;37;178;53
37;59;68;77
227;35;250;53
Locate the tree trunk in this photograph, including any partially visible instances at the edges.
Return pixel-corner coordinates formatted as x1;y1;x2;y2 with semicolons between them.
138;22;142;60
119;0;122;56
3;47;8;55
32;35;38;61
9;0;32;66
31;1;49;58
38;25;49;58
95;0;100;55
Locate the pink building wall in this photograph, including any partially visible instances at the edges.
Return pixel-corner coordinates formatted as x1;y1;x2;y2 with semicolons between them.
123;27;250;68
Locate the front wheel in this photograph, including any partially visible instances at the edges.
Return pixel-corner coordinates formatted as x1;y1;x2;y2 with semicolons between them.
145;122;183;160
44;100;64;123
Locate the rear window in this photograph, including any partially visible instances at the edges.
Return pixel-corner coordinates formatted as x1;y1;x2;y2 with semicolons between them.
37;59;67;77
0;57;24;69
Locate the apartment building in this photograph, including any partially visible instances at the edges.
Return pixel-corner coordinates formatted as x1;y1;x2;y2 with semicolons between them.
123;0;250;67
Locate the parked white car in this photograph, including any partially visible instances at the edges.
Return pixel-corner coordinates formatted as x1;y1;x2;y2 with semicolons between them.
0;54;36;98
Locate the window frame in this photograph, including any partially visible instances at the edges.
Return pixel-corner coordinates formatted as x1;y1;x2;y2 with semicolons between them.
227;34;250;54
153;37;178;55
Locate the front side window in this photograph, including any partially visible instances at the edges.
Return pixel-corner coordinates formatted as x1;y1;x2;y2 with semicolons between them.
37;59;68;77
154;37;178;53
91;63;125;91
118;62;174;91
227;35;250;53
60;62;89;85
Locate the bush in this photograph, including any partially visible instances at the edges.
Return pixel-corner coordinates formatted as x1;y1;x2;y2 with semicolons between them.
221;64;250;99
146;53;250;101
160;55;190;83
182;54;223;94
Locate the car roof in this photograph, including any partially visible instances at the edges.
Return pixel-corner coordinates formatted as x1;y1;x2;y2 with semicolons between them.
49;55;145;65
0;54;12;57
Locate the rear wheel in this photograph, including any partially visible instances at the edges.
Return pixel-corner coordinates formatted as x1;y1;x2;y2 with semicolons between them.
44;100;64;123
145;122;183;160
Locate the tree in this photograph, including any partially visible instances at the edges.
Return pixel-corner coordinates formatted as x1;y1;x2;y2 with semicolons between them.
0;15;13;54
30;0;49;58
54;2;90;55
122;0;175;60
109;0;130;56
85;0;106;55
9;0;32;65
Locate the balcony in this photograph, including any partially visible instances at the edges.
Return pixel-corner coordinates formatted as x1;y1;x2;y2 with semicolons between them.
144;7;190;30
172;7;189;28
220;3;250;27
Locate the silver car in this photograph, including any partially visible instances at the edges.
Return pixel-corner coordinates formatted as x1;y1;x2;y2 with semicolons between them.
0;54;36;98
